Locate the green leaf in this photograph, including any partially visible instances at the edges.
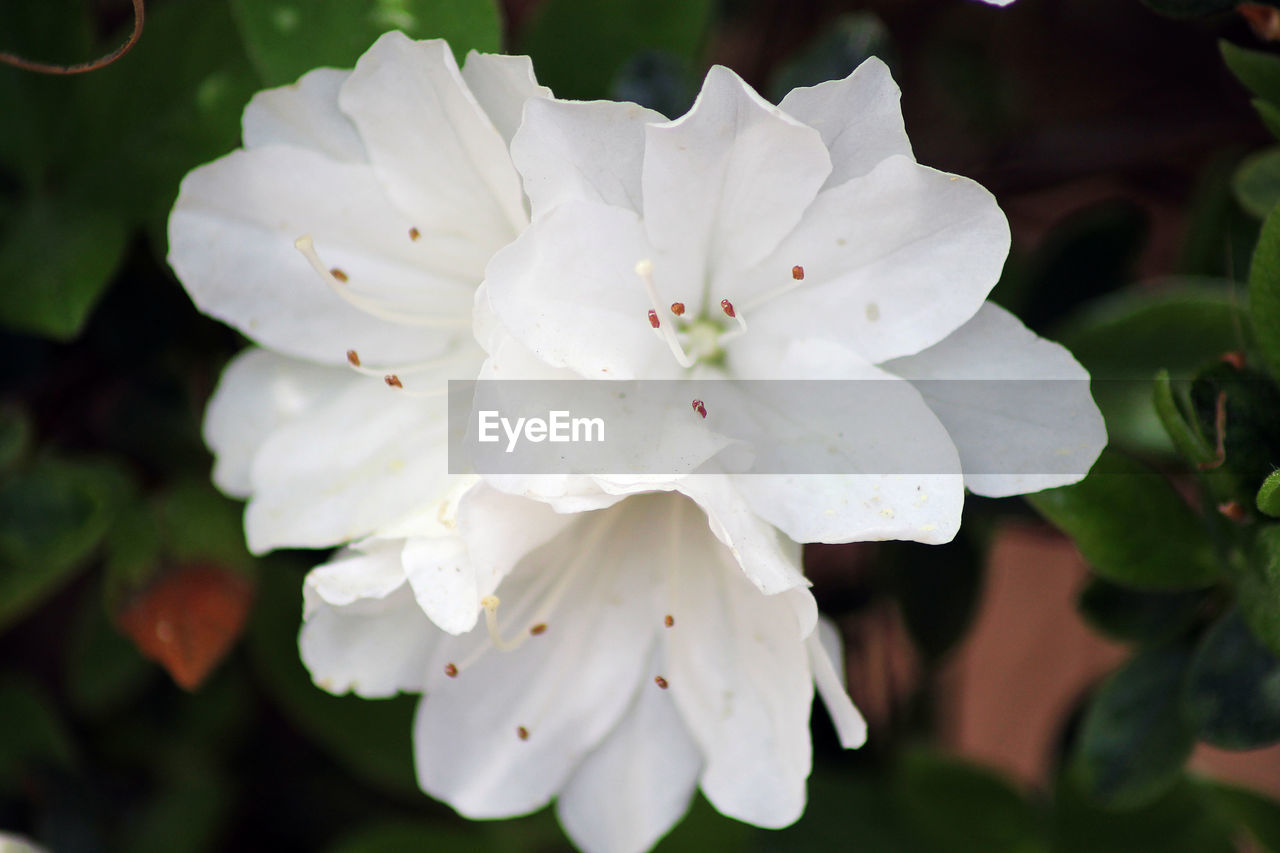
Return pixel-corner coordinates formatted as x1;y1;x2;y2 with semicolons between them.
1051;774;1234;853
890;532;984;662
1153;370;1217;467
1189;362;1280;499
1200;780;1280;851
1077;577;1207;645
768;12;892;102
0;402;33;473
520;0;712;100
1250;203;1280;379
1240;526;1280;656
231;0;501;87
0;456;131;632
247;562;419;798
1027;451;1220;590
1184;608;1280;749
610;51;699;119
1073;643;1198;809
895;750;1047;853
0;677;76;795
64;585;152;718
1222;41;1280;107
0;194;129;340
749;772;926;853
1259;471;1280;517
1235;148;1280;219
1254;99;1280;142
155;480;255;575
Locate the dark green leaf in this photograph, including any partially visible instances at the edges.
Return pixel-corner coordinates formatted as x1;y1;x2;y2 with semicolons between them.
0;677;76;795
1200;780;1280;851
1073;643;1197;809
891;532;984;662
1235;148;1280;219
1250;203;1280;379
64;586;152;718
0;402;33;473
1241;526;1280;656
1255;99;1280;142
1027;451;1220;590
520;0;712;100
1189;362;1280;500
1077;577;1208;645
611;51;699;119
231;0;501;87
1259;471;1280;517
768;13;892;102
1223;41;1280;107
1051;774;1234;853
156;480;255;575
895;750;1047;853
0;194;129;340
1184;608;1280;749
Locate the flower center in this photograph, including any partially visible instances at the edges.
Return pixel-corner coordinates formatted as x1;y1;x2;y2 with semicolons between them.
634;259;747;370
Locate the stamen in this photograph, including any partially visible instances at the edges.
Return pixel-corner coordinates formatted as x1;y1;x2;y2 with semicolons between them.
664;614;674;627
444;663;458;678
720;299;735;318
294;235;470;329
408;227;420;241
654;675;669;689
635;259;694;368
530;623;547;636
792;265;805;280
670;302;685;316
385;375;403;388
720;297;748;337
517;726;529;741
480;595;523;652
692;399;706;419
741;261;811;314
346;349;361;367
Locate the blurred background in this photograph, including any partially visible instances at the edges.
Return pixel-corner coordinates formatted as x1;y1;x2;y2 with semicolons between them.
3;0;1280;850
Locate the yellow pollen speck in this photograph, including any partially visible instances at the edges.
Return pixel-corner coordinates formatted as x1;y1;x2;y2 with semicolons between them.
921;523;937;532
879;507;895;518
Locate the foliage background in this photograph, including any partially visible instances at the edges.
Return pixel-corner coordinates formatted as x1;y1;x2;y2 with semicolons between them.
4;0;1280;850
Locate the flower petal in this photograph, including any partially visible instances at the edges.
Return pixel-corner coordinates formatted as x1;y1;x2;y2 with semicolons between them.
642;65;832;307
299;543;437;698
241;67;366;162
203;347;350;498
808;617;867;749
778;56;913;188
169;145;474;365
460;51;552;148
883;302;1107;497
512;98;664;219
661;496;813;828
556;647;702;853
339;34;526;268
741;155;1010;364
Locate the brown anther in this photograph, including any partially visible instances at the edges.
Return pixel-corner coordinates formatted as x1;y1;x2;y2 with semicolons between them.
654;675;669;689
792;265;805;280
385;374;403;388
648;310;660;328
720;299;736;318
530;623;547;636
691;399;706;419
517;726;529;740
330;267;349;282
444;663;458;678
1221;351;1246;370
346;349;361;367
670;302;685;316
1219;501;1248;522
664;614;674;627
409;226;421;241
1241;3;1280;41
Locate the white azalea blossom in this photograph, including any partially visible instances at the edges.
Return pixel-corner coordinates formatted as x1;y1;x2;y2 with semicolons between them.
479;58;1105;543
300;488;865;853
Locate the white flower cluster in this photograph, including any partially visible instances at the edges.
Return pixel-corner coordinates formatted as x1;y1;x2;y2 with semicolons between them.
168;28;1098;853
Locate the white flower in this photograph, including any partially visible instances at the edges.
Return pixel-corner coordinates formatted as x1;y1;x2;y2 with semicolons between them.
478;58;1105;540
300;487;865;853
167;32;548;553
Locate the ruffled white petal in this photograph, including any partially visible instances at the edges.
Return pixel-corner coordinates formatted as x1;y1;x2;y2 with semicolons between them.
202;347;350;498
460;51;552;149
339;34;526;274
241;67;367;162
168;145;473;365
556;647;702;853
512;98;664;219
739;155;1010;364
882;302;1107;497
641;66;832;308
299;543;437;698
778;56;913;188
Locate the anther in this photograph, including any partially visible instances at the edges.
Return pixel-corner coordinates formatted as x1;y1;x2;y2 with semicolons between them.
530;623;547;636
517;726;529;740
346;349;361;367
792;265;805;281
385;374;403;388
720;299;736;318
330;267;349;282
444;663;458;678
409;227;421;241
664;614;674;627
648;310;660;329
1219;501;1247;522
635;259;694;368
654;676;669;689
670;302;685;316
692;399;706;419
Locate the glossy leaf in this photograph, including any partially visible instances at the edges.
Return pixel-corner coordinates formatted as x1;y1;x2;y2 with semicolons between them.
1235;147;1280;219
1027;451;1219;590
1183;609;1280;749
1241;526;1280;657
1250;203;1280;379
1223;41;1280;107
1259;470;1280;517
1077;577;1207;645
